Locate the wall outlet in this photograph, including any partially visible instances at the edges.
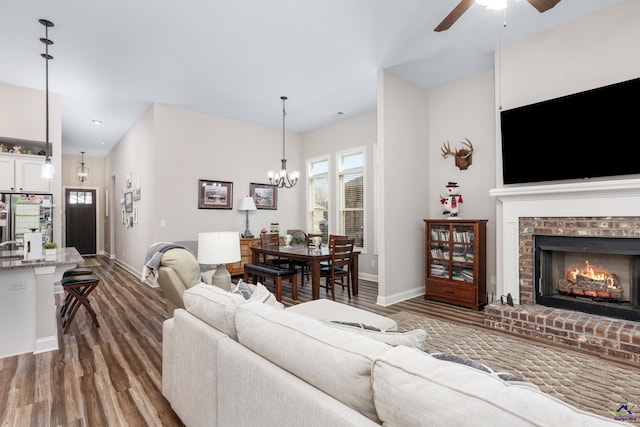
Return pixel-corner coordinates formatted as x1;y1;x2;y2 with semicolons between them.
10;283;25;291
160;219;166;227
370;259;375;267
490;275;497;285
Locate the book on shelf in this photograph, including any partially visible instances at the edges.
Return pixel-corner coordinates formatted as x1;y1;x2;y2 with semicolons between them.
431;229;450;241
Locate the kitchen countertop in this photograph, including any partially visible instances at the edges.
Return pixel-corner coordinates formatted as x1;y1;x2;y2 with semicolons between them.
0;247;83;270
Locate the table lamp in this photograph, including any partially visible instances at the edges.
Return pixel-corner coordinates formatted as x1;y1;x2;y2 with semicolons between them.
238;196;257;237
197;231;241;290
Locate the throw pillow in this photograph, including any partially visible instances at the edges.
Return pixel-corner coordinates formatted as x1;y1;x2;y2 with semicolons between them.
320;319;427;347
248;282;285;309
232;279;253;300
420;348;532;385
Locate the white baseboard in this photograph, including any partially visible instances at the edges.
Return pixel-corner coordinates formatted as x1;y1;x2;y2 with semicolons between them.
376;285;424;307
114;259;141;280
34;336;59;354
114;258;159;288
359;272;378;282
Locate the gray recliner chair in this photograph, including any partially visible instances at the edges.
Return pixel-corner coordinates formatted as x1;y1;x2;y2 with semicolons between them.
156;248;203;316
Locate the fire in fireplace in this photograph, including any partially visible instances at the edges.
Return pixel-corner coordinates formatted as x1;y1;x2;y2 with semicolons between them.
534;235;640;321
558;260;624;301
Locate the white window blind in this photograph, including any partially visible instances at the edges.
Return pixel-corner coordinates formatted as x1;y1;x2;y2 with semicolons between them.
308;159;329;241
338;151;364;248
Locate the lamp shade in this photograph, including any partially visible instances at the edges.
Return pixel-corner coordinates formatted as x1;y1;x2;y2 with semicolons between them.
238;196;257;211
197;231;241;265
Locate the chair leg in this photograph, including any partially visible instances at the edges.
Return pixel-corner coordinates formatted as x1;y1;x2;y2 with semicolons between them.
275;277;283;302
291;273;298;300
62;281;100;334
330;275;336;300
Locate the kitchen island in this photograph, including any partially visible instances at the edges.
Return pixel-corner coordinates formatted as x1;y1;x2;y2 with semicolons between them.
0;247;83;358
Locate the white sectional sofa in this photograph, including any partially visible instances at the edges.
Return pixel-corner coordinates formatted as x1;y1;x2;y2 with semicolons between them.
162;283;623;427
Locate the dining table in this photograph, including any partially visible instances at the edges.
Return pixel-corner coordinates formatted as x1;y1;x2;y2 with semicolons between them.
250;243;360;300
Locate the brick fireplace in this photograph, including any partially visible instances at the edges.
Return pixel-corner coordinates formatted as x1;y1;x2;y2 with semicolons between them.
488;179;640;363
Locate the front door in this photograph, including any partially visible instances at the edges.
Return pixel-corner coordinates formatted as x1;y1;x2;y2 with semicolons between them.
65;188;97;255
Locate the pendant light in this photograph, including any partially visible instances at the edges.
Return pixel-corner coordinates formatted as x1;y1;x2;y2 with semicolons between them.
77;151;89;182
267;96;299;188
40;18;55;180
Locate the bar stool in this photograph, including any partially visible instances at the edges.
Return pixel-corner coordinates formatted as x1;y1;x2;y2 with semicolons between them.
60;267;94;316
61;275;100;334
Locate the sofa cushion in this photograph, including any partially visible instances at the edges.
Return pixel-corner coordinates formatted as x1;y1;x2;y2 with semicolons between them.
320;319;427;347
371;345;622;427
183;284;247;339
235;301;392;423
183;282;284;340
285;298;398;331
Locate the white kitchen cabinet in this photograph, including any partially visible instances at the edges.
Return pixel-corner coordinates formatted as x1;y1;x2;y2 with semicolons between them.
0;156;14;191
0;154;50;193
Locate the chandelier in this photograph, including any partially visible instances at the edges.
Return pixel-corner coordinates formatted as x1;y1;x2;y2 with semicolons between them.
39;18;55;180
268;96;299;188
77;151;89;182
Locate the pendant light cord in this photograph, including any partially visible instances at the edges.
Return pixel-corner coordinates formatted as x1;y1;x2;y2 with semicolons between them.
281;96;287;160
39;19;54;162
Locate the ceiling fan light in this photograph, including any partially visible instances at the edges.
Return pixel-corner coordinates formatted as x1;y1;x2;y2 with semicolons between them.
476;0;508;10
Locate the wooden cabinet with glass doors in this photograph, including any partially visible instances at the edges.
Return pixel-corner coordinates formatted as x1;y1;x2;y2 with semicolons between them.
424;219;487;311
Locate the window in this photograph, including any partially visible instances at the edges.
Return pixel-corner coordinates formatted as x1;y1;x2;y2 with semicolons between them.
69;191;93;204
307;158;329;242
338;150;364;248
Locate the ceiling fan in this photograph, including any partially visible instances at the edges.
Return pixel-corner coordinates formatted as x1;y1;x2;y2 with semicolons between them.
434;0;561;32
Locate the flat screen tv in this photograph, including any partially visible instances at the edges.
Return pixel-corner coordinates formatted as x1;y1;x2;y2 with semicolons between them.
500;77;640;185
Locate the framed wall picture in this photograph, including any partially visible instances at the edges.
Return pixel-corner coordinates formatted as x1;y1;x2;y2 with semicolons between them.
199;179;233;209
250;183;277;210
124;191;133;212
133;178;141;200
133;206;138;224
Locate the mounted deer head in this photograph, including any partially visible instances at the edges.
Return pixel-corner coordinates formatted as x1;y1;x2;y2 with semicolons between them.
441;138;473;170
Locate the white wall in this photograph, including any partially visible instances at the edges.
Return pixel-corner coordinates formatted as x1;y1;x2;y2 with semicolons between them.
376;70;429;305
428;71;498;298
499;0;640;114
108;106;155;272
302;110;377;278
107;103;305;275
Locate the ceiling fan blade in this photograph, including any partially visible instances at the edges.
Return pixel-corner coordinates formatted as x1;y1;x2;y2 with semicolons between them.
527;0;561;13
434;0;475;32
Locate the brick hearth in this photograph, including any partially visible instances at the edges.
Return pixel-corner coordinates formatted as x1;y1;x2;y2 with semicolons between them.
485;302;640;363
484;216;640;364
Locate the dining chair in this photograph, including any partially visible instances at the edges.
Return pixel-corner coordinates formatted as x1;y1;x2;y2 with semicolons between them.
320;237;354;300
320;234;347;268
280;230;313;286
260;233;289;266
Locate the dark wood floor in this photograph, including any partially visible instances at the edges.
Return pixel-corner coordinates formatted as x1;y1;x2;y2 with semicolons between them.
0;256;482;426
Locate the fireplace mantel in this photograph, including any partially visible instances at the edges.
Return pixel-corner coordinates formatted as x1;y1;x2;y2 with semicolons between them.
490;178;640;304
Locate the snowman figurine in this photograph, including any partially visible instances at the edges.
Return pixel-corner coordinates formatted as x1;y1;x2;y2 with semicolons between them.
440;181;463;217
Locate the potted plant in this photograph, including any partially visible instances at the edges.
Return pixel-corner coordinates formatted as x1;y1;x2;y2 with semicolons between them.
43;242;57;256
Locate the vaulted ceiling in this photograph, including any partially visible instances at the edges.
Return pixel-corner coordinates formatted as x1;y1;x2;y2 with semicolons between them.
0;0;624;157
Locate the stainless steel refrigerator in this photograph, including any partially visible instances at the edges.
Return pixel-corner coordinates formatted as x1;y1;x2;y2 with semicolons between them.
0;193;53;246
